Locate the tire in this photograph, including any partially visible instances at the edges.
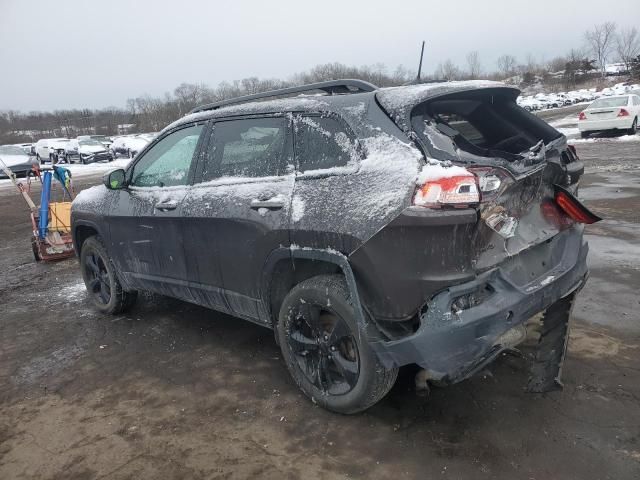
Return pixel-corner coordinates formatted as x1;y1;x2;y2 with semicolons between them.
36;154;42;165
629;118;638;136
580;131;589;139
82;156;88;165
277;274;398;414
31;236;41;262
80;235;138;314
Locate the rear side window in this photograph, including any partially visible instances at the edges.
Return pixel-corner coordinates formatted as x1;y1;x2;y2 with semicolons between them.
633;96;640;106
201;117;287;181
294;116;354;173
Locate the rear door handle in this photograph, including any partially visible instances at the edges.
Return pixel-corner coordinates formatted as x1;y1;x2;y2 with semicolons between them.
155;200;178;211
250;198;285;210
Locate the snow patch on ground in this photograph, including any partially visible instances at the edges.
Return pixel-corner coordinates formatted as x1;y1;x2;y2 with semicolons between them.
57;281;87;302
569;134;640;144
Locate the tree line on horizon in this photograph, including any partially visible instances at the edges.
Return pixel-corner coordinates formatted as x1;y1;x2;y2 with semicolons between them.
1;22;639;144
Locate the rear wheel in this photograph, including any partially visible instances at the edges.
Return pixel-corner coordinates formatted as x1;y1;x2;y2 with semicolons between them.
277;275;398;414
80;236;137;314
629;118;638;136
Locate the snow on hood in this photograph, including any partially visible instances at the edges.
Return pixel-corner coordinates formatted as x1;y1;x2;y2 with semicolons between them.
125;137;149;149
0;153;32;168
78;144;106;154
49;139;69;149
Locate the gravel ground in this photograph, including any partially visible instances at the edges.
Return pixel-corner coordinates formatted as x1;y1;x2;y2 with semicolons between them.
1;122;639;479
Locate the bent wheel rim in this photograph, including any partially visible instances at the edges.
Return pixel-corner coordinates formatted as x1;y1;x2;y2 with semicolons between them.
84;251;111;305
287;303;360;395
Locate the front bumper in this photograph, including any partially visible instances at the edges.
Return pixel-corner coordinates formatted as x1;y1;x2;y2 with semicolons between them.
370;228;589;382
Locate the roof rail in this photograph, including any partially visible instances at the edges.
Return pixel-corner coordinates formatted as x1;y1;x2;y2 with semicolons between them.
189;79;378;114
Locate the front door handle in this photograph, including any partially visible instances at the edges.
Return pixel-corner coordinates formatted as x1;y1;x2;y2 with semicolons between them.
155;200;178;211
250;198;285;210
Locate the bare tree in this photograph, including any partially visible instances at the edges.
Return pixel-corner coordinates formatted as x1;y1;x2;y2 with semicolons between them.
617;27;640;73
466;51;482;79
584;22;617;77
496;54;517;79
435;59;460;81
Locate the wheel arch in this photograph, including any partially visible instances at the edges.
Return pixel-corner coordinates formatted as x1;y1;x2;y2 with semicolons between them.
261;247;368;332
72;220;103;257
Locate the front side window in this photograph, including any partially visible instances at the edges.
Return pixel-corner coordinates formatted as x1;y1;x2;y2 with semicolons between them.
130;124;203;187
201;117;287;182
294;116;355;173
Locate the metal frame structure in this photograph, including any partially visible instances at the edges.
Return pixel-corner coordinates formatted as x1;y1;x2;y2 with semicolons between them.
189;79;378;114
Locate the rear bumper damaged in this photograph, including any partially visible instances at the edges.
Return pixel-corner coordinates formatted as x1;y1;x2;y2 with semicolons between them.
369;229;588;387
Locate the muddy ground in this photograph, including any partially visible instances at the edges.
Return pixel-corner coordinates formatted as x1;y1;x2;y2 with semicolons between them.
1;132;639;479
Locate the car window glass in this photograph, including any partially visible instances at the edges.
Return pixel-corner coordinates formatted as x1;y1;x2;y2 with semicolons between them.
201;117;286;182
634;96;640;106
294;116;355;173
130;124;203;187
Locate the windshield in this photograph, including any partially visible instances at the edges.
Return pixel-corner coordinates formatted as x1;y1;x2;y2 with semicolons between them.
590;97;628;108
0;145;26;155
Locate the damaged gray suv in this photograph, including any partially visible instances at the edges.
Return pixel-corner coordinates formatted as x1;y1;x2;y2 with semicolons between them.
72;79;599;414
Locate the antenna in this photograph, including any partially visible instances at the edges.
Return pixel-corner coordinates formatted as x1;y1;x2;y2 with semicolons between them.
416;41;425;82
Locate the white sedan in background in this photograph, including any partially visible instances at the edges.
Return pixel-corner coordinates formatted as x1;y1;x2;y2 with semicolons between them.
578;95;640;138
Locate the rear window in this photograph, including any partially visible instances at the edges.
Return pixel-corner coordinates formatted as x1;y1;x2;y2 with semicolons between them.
294;116;354;173
590;97;628;108
411;92;561;161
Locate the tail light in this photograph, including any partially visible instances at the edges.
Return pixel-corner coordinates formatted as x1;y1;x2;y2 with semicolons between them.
554;185;601;224
618;108;629;117
413;174;479;208
578;111;586;121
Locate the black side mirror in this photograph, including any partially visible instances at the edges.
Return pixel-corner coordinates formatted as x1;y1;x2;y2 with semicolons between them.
103;168;126;190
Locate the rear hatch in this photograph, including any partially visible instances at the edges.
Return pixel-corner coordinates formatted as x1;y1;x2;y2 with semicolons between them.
376;83;587;273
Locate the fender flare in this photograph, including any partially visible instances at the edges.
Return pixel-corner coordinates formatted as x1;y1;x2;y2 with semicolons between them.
261;247;367;331
71;219;106;256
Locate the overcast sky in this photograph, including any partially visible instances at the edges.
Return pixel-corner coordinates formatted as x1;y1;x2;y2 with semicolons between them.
1;0;638;111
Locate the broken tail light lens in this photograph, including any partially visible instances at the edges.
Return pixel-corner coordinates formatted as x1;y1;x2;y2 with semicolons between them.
578;112;586;121
618;108;630;117
554;185;601;224
413;174;479;208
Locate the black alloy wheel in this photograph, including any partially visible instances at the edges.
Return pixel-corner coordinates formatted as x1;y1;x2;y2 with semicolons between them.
288;304;360;395
84;250;112;306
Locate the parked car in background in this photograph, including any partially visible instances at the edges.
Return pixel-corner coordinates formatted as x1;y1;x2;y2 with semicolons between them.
34;138;69;164
0;145;38;177
64;138;114;164
578;94;640;138
110;135;150;158
78;135;113;149
15;143;35;156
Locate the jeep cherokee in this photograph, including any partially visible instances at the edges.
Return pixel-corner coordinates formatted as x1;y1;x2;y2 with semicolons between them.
71;79;598;413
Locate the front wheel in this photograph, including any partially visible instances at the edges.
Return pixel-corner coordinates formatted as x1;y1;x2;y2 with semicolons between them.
277;275;398;414
80;236;138;314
